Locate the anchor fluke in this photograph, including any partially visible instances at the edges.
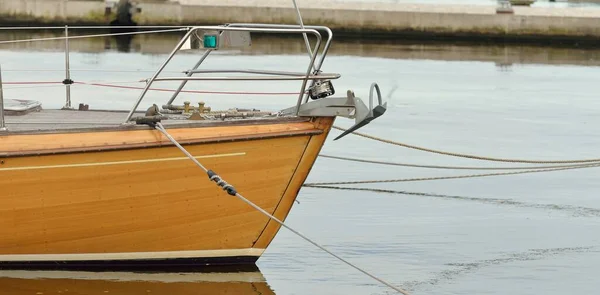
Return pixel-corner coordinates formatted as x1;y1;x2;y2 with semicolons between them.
333;83;387;140
279;82;388;139
334;103;386;140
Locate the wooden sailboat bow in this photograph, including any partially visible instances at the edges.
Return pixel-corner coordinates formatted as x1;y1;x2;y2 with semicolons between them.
154;122;411;295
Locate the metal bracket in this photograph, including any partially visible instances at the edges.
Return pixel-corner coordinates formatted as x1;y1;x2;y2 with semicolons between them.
280;82;387;140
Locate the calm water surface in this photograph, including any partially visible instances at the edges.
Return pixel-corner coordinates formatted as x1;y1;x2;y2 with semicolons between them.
1;31;600;295
356;0;600;8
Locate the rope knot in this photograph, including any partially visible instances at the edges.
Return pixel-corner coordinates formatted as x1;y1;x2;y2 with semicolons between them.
207;170;237;196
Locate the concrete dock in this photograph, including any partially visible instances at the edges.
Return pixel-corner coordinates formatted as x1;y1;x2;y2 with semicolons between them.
1;0;600;43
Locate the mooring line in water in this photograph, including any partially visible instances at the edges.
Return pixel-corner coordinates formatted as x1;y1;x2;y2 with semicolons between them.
153;122;411;295
319;154;600;170
403;246;599;290
304;163;600;186
332;125;600;164
303;185;600;217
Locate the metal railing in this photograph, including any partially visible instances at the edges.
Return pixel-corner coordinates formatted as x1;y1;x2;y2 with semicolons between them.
227;23;335;105
123;25;335;123
164;23;335;107
63;25;72;109
0;24;337;127
0;25;189;115
0;26;190;131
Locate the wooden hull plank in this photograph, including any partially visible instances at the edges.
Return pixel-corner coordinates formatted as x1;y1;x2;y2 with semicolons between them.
0;120;322;156
0;117;335;268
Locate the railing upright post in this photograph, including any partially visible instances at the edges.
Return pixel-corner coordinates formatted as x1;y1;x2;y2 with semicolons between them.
166;49;213;106
63;25;73;110
0;64;7;132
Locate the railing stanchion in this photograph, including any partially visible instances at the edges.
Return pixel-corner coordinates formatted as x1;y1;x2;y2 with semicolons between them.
62;25;72;110
166;49;213;106
0;64;7;132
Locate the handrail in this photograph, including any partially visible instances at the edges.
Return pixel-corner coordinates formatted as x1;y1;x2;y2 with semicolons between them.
165;23;334;108
0;28;189;45
0;24;331;122
0;26;189;111
183;69;340;77
228;23;334;70
0;26;191;30
123;26;323;123
228;24;334;104
152;74;341;81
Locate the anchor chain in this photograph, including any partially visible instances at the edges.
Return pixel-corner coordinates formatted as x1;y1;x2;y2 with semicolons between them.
333;126;600;165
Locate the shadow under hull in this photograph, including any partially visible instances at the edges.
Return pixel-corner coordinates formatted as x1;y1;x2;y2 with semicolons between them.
0;256;259;272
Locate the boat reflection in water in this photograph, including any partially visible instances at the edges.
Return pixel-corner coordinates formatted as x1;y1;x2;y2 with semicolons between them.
0;267;275;295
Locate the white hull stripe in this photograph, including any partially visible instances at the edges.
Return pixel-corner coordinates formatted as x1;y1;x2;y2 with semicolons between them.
0;152;245;172
0;248;265;262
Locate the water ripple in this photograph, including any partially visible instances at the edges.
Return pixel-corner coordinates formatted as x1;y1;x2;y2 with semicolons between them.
404;246;600;291
304;185;600;217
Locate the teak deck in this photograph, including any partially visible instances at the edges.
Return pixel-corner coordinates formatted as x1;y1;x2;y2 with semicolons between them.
3;109;308;133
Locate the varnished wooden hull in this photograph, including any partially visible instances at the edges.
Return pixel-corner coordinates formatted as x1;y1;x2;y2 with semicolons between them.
0;117;334;269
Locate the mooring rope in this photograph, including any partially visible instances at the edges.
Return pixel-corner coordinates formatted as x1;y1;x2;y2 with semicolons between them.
318;154;600;170
333;126;600;164
153;122;410;295
304;163;600;186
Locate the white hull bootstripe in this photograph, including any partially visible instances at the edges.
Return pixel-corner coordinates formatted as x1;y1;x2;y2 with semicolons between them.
0;248;265;262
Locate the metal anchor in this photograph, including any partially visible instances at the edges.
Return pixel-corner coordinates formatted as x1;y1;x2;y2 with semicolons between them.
279;82;388;139
334;83;387;140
